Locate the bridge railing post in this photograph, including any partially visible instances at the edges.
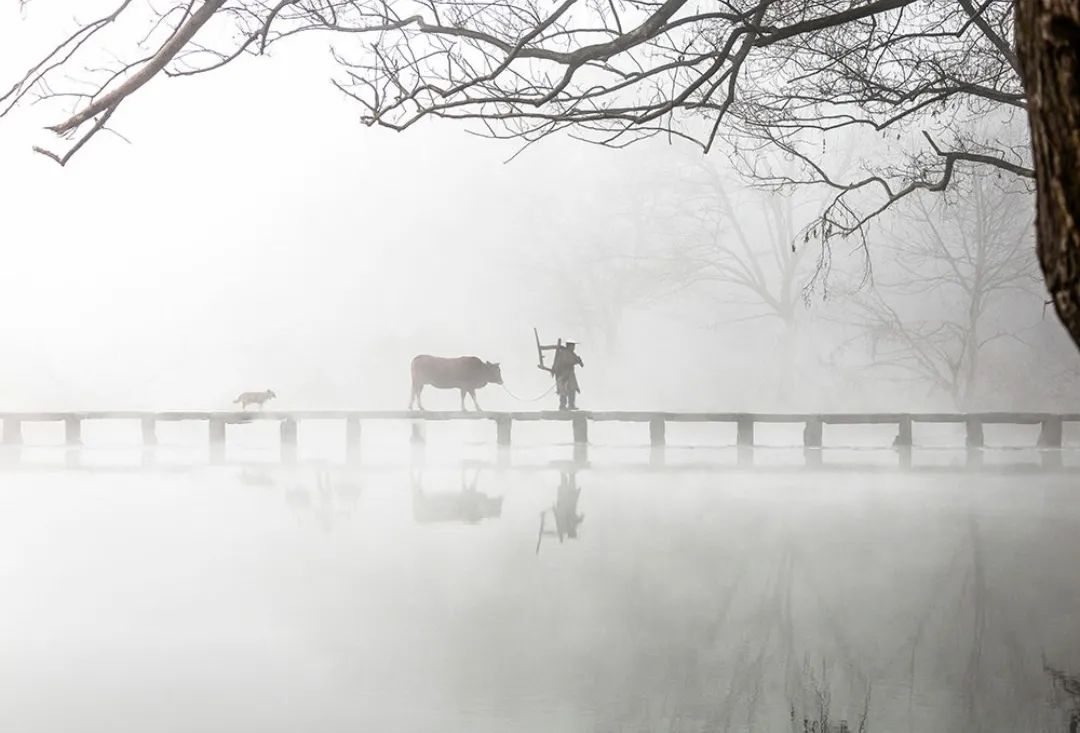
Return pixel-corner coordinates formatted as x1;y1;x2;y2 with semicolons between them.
280;418;298;464
802;417;823;468
572;415;588;445
65;417;82;447
965;417;984;448
736;416;754;447
496;416;512;447
803;418;822;448
3;417;22;446
649;418;666;447
141;417;157;447
1038;416;1063;448
345;416;362;465
410;421;426;446
209;418;226;463
894;416;913;448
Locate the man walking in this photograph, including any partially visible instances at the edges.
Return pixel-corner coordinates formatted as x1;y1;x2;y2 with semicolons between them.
540;338;584;410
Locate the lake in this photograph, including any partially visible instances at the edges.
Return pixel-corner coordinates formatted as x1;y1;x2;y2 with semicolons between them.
1;451;1079;732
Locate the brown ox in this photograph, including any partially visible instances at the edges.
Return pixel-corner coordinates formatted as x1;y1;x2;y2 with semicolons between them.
409;355;503;411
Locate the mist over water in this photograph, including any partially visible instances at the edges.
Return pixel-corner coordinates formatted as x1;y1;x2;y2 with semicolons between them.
2;443;1079;732
3;2;1080;731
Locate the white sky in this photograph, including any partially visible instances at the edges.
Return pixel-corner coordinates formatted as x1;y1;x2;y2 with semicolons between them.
0;3;1072;413
0;4;681;409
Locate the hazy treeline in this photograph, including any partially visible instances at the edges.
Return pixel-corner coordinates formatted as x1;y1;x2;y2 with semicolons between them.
0;30;1073;412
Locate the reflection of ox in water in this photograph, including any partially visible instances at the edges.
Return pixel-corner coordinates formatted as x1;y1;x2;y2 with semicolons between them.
411;470;504;525
409;355;503;411
536;471;585;554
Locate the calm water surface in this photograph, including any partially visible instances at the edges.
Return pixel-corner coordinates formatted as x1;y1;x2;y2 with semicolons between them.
1;461;1078;732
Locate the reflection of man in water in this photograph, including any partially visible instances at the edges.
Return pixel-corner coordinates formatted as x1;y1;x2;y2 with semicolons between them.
536;471;585;553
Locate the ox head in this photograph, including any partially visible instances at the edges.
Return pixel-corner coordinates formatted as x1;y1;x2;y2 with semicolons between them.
485;361;503;385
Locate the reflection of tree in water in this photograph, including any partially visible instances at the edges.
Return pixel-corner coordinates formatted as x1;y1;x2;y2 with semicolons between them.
410;468;503;525
535;471;585;555
908;515;1071;732
1044;663;1080;733
793;512;1077;733
597;523;875;733
604;504;1077;733
787;659;870;733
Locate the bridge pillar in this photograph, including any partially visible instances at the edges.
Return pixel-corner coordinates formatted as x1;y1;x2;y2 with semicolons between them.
965;418;984;448
572;415;588;445
898;446;913;470
209;418;226;463
496;416;512;447
1038;416;1063;448
802;418;823;468
65;417;82;446
3;418;22;446
410;422;426;446
649;419;666;447
1042;449;1063;470
346;416;362;465
736;416;754;447
280;418;298;464
894;416;913;448
141;417;158;447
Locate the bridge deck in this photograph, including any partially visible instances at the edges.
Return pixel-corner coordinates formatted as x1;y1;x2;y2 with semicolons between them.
1;411;1075;463
1;410;1078;423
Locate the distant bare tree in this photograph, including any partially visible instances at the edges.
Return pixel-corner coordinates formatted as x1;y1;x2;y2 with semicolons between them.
631;155;815;331
1;0;1078;348
511;169;661;354
604;155;824;400
524;239;655;355
837;174;1039;408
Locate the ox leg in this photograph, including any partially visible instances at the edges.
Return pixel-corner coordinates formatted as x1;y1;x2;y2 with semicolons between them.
460;389;467;412
470;389;481;412
412;385;424;411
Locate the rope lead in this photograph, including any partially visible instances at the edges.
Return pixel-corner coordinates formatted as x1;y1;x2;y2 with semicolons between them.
500;382;557;403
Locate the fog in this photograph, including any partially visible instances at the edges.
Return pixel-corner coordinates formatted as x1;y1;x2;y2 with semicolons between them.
2;465;1080;733
1;2;1080;732
2;8;1073;413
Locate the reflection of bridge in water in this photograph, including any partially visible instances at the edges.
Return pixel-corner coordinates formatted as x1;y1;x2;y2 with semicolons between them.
2;454;1078;475
1;410;1078;471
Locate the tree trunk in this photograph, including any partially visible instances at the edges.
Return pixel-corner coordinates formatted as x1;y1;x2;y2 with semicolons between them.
1015;0;1080;351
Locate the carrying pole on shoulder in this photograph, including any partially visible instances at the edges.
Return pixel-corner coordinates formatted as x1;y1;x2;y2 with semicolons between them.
534;328;551;374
